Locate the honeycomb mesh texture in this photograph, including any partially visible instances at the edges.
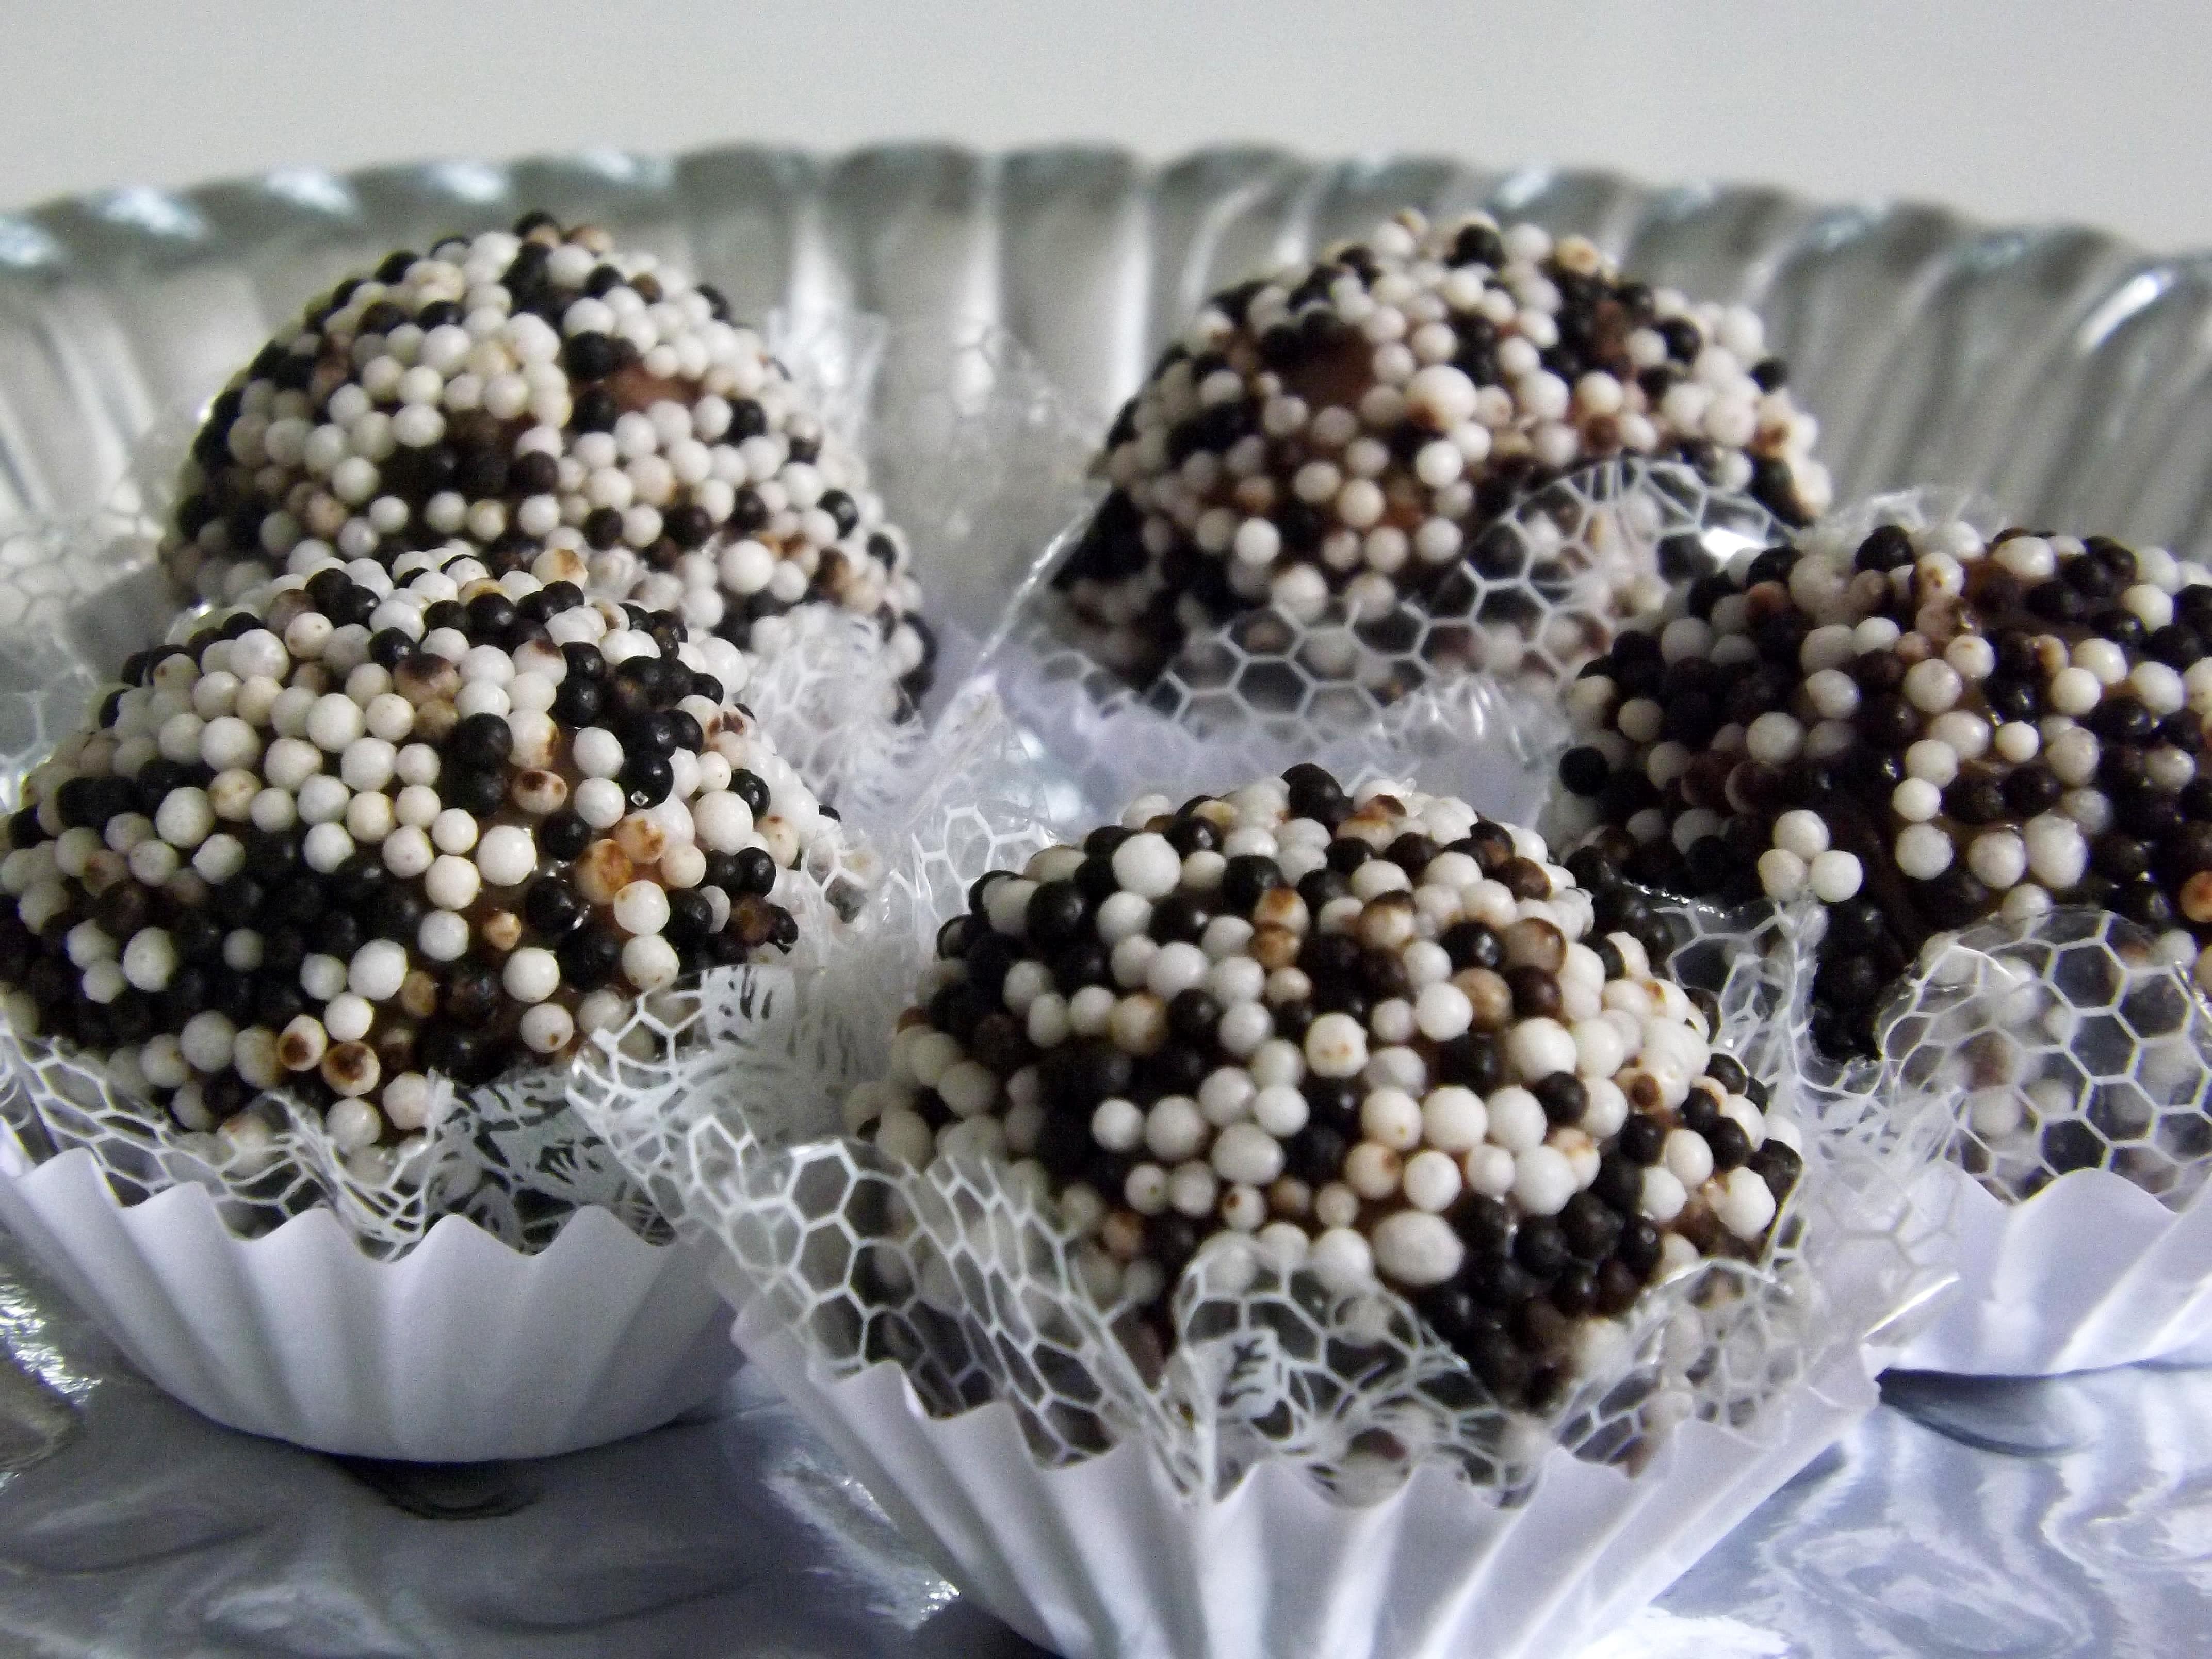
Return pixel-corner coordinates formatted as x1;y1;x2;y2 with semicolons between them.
1881;909;2212;1209
978;460;1779;831
566;694;1947;1505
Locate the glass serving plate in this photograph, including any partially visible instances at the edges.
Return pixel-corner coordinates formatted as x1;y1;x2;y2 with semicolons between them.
0;144;2207;1658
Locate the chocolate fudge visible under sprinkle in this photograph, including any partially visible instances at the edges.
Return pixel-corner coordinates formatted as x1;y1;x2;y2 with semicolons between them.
160;215;935;712
840;767;1800;1410
1553;516;2212;1059
1055;208;1829;683
0;542;839;1177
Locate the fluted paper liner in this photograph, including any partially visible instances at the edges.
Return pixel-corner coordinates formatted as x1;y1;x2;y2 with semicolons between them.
0;1112;736;1459
1895;1167;2212;1374
733;1298;1880;1659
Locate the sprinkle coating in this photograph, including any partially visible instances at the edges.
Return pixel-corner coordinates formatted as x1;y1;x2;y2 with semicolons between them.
160;214;935;711
1055;209;1828;683
1555;517;2212;1058
845;765;1800;1408
0;544;838;1172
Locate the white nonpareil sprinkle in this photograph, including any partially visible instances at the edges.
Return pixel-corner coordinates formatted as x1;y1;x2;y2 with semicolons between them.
1562;516;2212;1066
159;216;929;705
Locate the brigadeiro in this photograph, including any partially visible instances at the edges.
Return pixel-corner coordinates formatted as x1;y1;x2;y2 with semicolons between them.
839;765;1802;1410
158;214;936;711
1550;514;2212;1063
0;538;837;1179
1051;208;1829;685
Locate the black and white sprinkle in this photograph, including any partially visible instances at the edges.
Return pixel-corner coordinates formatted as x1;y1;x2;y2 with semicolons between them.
1054;208;1828;682
0;545;834;1178
843;766;1801;1409
160;214;936;711
1554;517;2212;1058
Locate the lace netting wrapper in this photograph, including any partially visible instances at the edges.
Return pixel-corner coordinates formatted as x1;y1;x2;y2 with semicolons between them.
567;694;1948;1506
0;1023;665;1254
1661;882;2212;1372
669;311;1098;810
978;460;1781;832
845;317;1099;684
1879;909;2212;1210
0;415;194;799
1550;833;2212;1230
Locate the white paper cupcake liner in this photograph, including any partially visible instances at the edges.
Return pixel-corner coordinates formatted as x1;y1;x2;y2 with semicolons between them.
734;1297;1879;1659
0;1117;738;1460
1896;1163;2212;1375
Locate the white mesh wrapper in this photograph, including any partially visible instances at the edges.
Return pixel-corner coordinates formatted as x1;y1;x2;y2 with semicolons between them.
1882;910;2212;1210
566;696;1948;1513
977;460;1781;834
740;601;926;852
833;316;1098;670
1877;909;2212;1371
0;1024;659;1256
694;310;1102;808
0;420;187;800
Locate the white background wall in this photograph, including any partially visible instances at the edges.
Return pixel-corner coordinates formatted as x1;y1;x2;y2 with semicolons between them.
0;0;2206;247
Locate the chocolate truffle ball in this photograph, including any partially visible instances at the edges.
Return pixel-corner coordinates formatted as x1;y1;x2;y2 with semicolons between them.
0;540;834;1174
1052;208;1828;684
159;214;935;710
841;767;1799;1411
1553;516;2212;1058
